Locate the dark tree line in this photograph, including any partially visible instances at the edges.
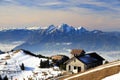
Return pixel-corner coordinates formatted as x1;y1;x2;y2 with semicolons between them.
37;54;49;59
40;59;50;68
0;75;8;80
52;55;69;70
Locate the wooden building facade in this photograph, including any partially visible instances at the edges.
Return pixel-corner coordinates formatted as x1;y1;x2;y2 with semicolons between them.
65;49;105;73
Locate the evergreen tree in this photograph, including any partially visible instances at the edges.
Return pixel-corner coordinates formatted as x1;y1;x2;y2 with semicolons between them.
3;75;8;80
5;62;7;65
40;60;44;68
20;63;25;70
40;59;50;68
0;75;2;80
46;59;50;68
40;60;42;67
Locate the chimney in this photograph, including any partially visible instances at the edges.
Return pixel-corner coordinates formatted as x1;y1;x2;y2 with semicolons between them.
70;49;85;58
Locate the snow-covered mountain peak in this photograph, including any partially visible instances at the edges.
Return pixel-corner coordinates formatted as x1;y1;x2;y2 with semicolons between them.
77;26;88;32
58;23;69;27
58;24;71;29
78;26;86;30
92;30;103;33
57;24;74;32
25;26;41;30
47;25;56;30
45;25;56;33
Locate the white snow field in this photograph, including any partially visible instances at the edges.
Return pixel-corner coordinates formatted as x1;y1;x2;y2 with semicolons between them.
0;50;62;80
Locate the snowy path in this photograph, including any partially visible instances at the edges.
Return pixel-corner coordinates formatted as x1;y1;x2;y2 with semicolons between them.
64;61;120;80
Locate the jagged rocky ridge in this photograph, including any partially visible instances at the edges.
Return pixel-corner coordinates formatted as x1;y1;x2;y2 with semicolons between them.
0;24;120;53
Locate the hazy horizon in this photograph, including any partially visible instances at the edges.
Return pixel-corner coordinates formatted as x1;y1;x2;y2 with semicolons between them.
0;0;120;31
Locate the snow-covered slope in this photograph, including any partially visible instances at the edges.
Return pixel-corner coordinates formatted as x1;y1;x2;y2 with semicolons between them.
0;50;62;80
9;50;42;68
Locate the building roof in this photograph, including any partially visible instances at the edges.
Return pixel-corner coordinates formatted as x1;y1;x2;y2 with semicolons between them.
71;49;85;56
51;55;63;60
65;52;105;65
77;52;105;64
64;57;76;64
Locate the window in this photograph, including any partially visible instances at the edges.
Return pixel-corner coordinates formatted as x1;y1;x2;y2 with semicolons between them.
69;65;71;71
74;66;76;69
74;59;76;62
78;67;81;72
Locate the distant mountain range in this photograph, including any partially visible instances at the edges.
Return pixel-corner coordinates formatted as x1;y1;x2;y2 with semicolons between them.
0;24;120;53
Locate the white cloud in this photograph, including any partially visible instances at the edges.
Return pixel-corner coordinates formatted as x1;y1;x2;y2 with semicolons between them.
38;2;64;6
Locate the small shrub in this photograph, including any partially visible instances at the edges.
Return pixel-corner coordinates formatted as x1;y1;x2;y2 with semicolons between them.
3;75;8;80
0;75;2;80
105;61;109;64
20;63;25;70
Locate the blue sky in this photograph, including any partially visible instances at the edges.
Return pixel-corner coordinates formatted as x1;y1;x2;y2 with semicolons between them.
0;0;120;31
